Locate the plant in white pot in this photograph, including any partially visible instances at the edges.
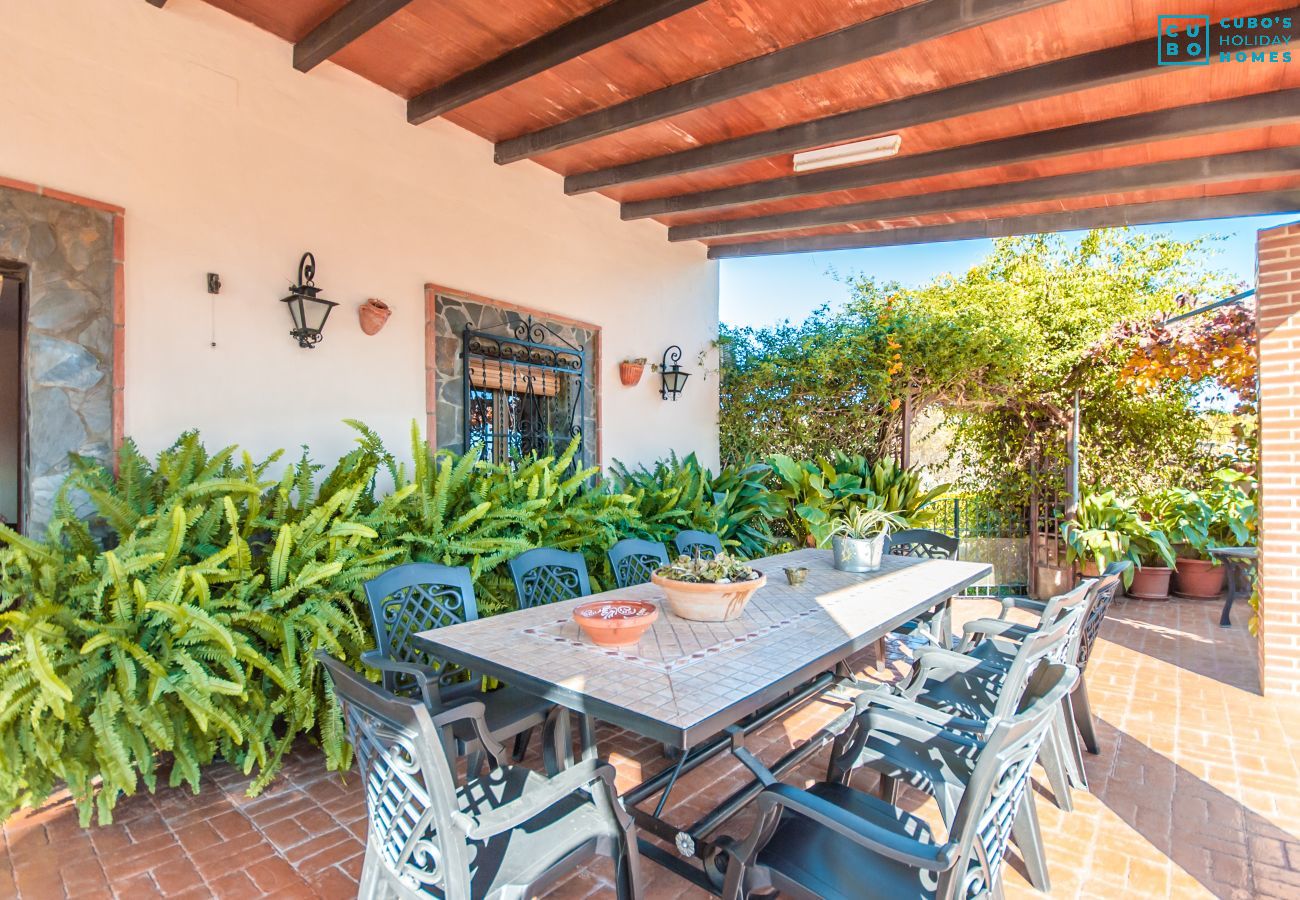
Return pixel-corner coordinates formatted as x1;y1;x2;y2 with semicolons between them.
824;506;906;573
651;552;766;622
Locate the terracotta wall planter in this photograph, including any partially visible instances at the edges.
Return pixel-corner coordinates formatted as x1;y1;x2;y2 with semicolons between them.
619;361;645;386
359;298;391;335
1172;557;1226;599
1129;565;1173;600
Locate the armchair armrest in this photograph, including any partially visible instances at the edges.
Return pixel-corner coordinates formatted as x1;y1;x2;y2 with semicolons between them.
461;758;617;840
361;649;440;711
853;691;987;735
861;706;984;749
903;647;1000;697
755;784;958;872
957;617;1031;653
430;701;507;771
996;595;1047;618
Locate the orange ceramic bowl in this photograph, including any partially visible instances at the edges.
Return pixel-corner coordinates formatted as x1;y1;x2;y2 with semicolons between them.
573;600;659;647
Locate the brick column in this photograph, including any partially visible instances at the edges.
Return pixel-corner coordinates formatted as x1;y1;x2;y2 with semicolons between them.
1257;220;1300;696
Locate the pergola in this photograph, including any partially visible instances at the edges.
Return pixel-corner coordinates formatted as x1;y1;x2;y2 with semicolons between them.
149;0;1300;694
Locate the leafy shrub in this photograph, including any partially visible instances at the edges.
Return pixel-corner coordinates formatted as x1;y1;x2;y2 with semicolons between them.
768;452;948;546
610;453;780;558
0;434;403;825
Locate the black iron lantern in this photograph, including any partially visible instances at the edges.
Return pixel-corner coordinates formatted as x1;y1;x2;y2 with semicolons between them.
659;345;691;401
281;252;338;348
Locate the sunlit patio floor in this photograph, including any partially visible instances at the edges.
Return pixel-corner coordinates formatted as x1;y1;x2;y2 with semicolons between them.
4;593;1299;899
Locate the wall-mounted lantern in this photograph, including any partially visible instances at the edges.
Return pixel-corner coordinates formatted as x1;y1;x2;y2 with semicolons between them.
281;252;338;348
659;345;691;401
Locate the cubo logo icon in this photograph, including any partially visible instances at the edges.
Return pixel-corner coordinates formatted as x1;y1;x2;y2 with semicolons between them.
1158;14;1211;64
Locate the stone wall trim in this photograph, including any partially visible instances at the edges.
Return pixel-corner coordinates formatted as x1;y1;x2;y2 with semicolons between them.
423;282;602;468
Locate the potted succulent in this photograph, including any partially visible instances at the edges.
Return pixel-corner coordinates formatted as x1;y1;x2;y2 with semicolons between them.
823;506;905;573
651;552;766;622
619;357;647;386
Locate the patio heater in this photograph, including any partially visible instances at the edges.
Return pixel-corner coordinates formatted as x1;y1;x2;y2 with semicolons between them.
659;345;691;401
280;252;338;348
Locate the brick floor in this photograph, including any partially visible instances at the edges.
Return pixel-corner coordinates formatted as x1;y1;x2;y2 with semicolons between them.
4;594;1300;898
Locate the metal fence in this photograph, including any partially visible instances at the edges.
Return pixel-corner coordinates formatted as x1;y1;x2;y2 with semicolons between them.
934;496;1030;598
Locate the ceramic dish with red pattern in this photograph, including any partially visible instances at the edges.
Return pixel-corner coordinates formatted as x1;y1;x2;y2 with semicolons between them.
572;599;659;647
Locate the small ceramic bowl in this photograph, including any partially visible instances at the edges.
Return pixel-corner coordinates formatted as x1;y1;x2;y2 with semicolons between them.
784;566;809;586
573;599;659;647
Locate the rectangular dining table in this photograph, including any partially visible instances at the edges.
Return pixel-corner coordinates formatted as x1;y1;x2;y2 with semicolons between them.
415;547;990;890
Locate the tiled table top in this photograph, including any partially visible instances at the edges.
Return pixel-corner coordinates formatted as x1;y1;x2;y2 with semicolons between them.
416;548;990;747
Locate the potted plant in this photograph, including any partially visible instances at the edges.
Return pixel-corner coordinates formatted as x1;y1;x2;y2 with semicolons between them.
1170;469;1256;598
651;552;766;622
823;506;905;573
1126;521;1178;601
1063;490;1136;578
619;357;647;386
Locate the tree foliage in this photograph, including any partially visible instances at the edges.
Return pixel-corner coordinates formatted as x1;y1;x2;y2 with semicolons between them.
721;229;1239;502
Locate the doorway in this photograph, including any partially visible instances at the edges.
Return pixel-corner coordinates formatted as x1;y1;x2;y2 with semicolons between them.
0;262;24;530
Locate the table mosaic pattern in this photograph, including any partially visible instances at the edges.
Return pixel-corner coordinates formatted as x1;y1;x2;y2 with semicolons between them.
417;549;990;743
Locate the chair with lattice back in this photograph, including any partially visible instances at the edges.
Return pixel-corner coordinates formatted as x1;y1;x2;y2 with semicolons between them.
362;563;554;771
317;654;643;900
508;548;593;609
876;528;963;663
673;530;724;560
607;539;669;589
720;661;1077;900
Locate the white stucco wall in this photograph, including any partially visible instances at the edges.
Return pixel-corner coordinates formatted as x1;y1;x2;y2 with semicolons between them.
0;0;720;473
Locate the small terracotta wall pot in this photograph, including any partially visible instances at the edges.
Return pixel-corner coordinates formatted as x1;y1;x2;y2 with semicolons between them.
651;571;766;622
619;361;645;386
1172;557;1226;599
1128;566;1173;601
359;299;391;335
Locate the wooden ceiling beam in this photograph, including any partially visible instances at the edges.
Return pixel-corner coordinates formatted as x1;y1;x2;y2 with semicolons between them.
705;190;1300;258
294;0;416;73
670;147;1300;241
624;89;1300;220
145;0;167;7
569;4;1299;194
407;0;710;125
493;0;1066;164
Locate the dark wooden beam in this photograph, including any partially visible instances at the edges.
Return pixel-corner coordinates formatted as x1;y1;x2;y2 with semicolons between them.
705;191;1300;258
625;89;1300;220
407;0;710;125
670;147;1300;241
568;4;1300;194
146;0;167;7
294;0;416;73
493;0;1065;164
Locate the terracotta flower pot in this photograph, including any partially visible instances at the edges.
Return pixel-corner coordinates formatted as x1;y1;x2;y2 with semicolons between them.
1078;560;1101;578
619;361;645;386
573;600;659;647
1128;565;1173;601
1172;557;1226;599
359;299;391;335
651;571;766;622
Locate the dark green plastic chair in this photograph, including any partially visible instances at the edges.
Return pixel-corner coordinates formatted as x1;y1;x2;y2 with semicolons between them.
607;538;669;589
673;530;724;560
362;563;555;773
508;548;593;609
884;528;962;652
720;661;1077;900
318;654;642;900
828;602;1086;892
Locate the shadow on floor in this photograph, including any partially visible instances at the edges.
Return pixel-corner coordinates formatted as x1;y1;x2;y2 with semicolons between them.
1099;597;1261;693
1090;717;1296;898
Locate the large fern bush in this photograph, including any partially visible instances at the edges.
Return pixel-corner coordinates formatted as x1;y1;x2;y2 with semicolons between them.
0;434;404;824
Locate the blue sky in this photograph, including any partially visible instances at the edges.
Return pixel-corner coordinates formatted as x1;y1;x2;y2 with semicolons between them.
719;214;1299;329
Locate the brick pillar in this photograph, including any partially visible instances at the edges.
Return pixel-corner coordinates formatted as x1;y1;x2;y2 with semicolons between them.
1257;220;1300;696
